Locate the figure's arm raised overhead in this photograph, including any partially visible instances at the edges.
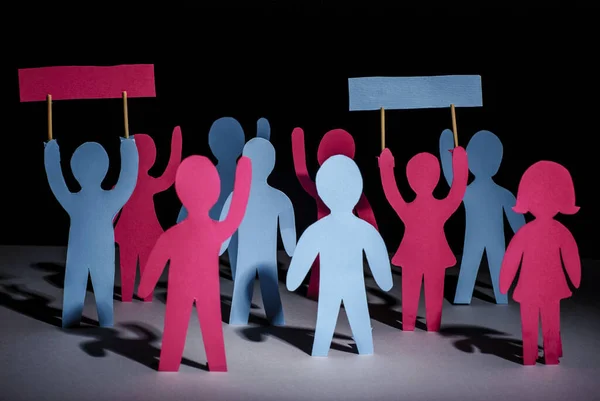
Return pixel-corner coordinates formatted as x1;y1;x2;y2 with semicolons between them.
499;228;525;295
153;126;183;193
501;188;526;234
44;140;73;210
378;148;408;216
286;224;319;291
439;129;456;187
218;192;234;256
355;194;379;231
278;194;297;257
291;127;318;199
217;156;252;240
109;137;139;210
138;231;171;299
559;226;581;289
363;224;393;292
444;146;469;211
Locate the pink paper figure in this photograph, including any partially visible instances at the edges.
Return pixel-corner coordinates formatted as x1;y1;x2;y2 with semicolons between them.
292;127;378;300
378;146;468;331
137;155;252;372
500;161;580;366
115;127;183;302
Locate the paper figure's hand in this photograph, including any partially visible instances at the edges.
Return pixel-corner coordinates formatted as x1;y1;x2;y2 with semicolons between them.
44;139;58;151
451;146;466;157
120;136;136;143
378;148;394;168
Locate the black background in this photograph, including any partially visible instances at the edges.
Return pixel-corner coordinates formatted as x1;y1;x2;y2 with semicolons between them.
4;6;599;258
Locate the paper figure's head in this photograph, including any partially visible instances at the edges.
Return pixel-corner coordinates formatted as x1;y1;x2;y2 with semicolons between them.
71;142;109;187
513;160;579;218
134;134;156;171
316;155;363;213
175;156;221;214
317;129;355;165
243;137;275;180
467;130;503;177
406;152;440;195
209;117;245;161
256;117;271;141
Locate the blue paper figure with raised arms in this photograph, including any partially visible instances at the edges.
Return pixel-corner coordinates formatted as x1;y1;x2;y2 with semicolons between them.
286;155;393;356
44;137;139;327
219;137;296;325
439;129;525;304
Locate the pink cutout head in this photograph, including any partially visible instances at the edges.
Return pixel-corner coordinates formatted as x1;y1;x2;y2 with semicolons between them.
406;152;441;195
134;134;157;172
317;129;355;165
175;156;221;215
513;160;579;218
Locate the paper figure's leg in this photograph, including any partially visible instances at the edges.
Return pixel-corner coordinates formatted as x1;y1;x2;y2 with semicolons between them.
344;294;373;355
159;296;194;372
453;241;485;304
312;297;341;357
176;206;187;224
541;301;560;365
119;244;137;302
229;265;254;325
258;261;284;326
197;286;227;372
520;303;539;366
306;256;320;301
227;233;239;280
89;264;115;327
424;270;445;332
486;242;508;304
62;261;89;328
401;268;422;331
138;242;154;302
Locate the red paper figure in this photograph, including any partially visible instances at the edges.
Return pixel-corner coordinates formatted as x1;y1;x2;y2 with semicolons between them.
500;161;580;366
291;127;378;300
137;155;252;372
378;146;468;331
115;127;182;302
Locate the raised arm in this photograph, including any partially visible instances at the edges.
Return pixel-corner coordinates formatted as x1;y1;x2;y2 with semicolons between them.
559;227;581;288
153;126;183;193
443;146;468;211
499;229;525;294
501;188;526;234
137;232;171;299
286;225;319;291
44;140;73;210
439;129;455;187
257;117;271;141
363;224;393;291
355;194;379;231
291;127;318;199
216;156;252;240
218;192;234;256
278;195;297;257
109;138;139;210
378;148;408;216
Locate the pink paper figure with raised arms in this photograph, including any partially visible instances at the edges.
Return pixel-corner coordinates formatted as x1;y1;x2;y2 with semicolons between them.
115;127;182;302
137;155;252;372
500;161;580;365
292;127;378;300
378;145;468;331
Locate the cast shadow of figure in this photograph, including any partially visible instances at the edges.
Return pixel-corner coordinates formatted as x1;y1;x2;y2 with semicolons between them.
220;294;260;323
238;315;358;356
367;287;427;331
67;322;207;371
444;273;495;305
439;325;543;365
0;283;97;327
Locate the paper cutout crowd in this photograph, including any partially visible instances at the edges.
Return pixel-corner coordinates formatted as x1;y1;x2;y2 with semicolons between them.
20;65;581;372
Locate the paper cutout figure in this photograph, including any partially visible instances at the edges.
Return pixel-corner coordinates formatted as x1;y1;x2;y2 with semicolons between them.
138;155;252;372
500;161;580;365
115;127;183;302
256;117;271;140
287;155;392;356
439;129;525;304
291;127;379;300
378;146;468;331
44;138;139;327
18;64;156;102
219;138;296;325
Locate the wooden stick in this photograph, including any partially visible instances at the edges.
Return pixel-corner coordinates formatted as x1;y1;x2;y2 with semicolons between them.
47;94;53;141
450;104;458;147
122;91;129;138
380;107;385;150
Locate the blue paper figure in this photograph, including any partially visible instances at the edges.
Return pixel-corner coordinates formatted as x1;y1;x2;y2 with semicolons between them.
44;138;139;327
256;117;271;141
439;129;525;304
286;155;393;356
219;138;296;325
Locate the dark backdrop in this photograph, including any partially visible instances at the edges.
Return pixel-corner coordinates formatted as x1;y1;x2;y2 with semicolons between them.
4;6;599;258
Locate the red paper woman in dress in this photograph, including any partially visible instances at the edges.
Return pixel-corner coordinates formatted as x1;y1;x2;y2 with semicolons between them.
292;127;378;300
378;145;468;331
500;161;580;365
115;127;182;302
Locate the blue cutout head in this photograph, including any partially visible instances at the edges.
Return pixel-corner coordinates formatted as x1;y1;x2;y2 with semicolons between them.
242;138;275;181
256;117;271;141
208;117;245;162
467;130;503;178
70;142;109;187
316;155;363;214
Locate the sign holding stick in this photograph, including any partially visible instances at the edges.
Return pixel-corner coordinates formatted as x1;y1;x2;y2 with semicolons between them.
348;75;483;149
